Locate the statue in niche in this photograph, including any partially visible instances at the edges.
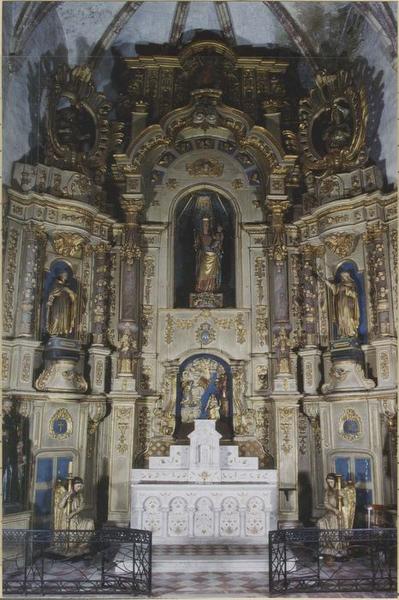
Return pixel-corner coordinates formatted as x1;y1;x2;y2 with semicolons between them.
323;99;352;152
46;270;77;337
322;271;360;338
180;358;229;423
317;473;356;564
194;217;223;293
117;333;136;374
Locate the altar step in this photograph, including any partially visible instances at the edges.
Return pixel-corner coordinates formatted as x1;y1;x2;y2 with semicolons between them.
152;544;269;573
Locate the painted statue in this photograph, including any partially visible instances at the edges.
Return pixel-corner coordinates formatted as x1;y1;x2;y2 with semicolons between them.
323;271;360;338
180;358;228;423
194;217;223;293
46;270;77;336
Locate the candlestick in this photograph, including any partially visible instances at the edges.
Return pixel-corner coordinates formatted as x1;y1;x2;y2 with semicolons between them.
68;461;73;476
366;505;372;528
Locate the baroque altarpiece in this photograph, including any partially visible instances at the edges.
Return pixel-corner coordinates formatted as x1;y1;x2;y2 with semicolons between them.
3;38;396;530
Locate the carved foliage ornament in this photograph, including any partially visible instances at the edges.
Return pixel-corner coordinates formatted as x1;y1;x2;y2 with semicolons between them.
324;233;358;258
299;70;368;175
52;232;87;257
186;158;224;177
45;64;123;178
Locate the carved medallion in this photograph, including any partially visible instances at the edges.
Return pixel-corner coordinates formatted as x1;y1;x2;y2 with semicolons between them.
338;408;363;441
196;322;216;346
49;408;73;440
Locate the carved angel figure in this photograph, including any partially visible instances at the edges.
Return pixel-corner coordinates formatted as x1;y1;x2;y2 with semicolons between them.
53;477;94;554
54;477;94;532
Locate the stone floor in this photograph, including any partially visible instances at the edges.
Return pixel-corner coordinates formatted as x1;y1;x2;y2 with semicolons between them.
151;571;395;598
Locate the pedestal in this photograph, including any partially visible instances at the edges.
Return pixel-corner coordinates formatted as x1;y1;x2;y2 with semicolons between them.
321;340;375;394
299;348;322;395
35;338;87;393
88;346;111;394
371;338;397;389
107;398;137;525
3;339;42;392
272;398;300;523
273;373;298;394
189;292;223;308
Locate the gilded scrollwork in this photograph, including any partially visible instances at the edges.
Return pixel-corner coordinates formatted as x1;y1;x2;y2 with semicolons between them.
324;233;358;258
254;257;266;304
299;70;368;174
88;401;107;434
141;305;154;347
186;158;224;177
3;229;19;333
164;311;247;345
143;256;155;305
52;232;87;258
115;407;133;455
279;407;295;454
255;306;268;346
45;64;123;180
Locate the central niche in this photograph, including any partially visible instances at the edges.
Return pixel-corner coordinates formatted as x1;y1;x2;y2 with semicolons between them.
174;190;235;308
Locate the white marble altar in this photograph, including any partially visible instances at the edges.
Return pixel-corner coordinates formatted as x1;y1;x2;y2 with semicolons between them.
131;420;278;544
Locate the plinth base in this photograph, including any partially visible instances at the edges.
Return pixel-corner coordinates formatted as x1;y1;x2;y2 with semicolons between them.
190;292;223;308
35;359;87;392
111;374;137;393
322;359;375;394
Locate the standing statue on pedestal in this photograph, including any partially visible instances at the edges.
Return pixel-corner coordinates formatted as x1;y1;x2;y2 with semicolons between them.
194;218;223;293
322;271;360;338
46;270;77;336
117;333;136;374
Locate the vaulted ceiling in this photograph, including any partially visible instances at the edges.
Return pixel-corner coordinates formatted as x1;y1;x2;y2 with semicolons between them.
6;1;397;68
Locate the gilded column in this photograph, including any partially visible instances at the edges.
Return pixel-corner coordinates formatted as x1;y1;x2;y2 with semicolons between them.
268;198;300;524
88;242;112;394
112;195;144;391
92;242;111;345
298;244;323;395
364;223;392;337
268;198;297;393
16;223;47;338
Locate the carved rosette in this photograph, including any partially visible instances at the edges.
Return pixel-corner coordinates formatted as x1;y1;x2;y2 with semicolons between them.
17;223;47;337
92;242;111;345
364;223;390;337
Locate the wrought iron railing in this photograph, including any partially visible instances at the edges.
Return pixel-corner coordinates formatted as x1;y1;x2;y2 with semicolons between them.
3;528;152;596
269;527;396;595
